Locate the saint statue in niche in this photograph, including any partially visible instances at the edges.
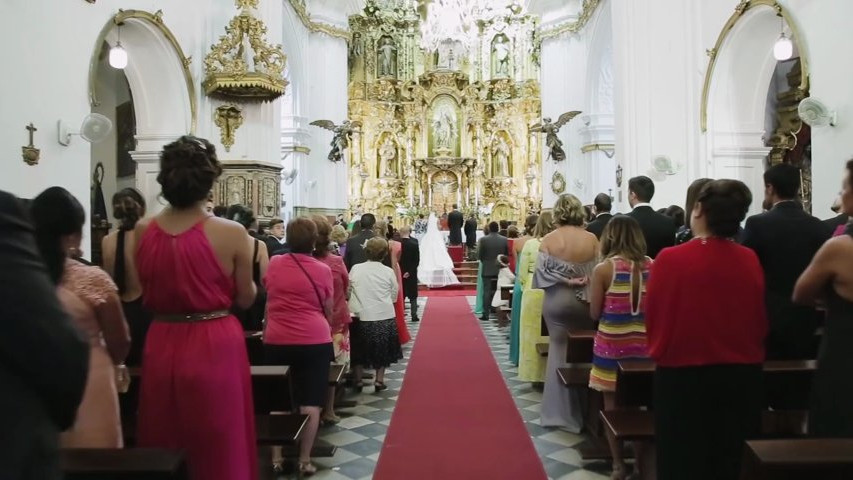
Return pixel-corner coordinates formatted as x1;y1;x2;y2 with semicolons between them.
492;34;510;78
492;135;511;178
432;106;457;155
378;137;398;177
436;39;461;71
377;36;397;78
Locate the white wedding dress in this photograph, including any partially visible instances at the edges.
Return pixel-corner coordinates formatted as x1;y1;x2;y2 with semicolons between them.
417;213;460;288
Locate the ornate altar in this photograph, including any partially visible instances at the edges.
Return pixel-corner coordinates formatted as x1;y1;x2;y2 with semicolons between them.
345;1;542;222
213;162;282;223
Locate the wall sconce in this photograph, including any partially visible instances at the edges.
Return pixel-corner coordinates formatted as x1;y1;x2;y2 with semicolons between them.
615;164;623;187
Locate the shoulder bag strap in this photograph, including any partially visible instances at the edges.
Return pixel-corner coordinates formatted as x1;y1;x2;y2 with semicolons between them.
290;254;324;308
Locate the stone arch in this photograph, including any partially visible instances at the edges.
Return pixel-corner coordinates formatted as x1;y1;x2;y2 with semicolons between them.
704;2;808;215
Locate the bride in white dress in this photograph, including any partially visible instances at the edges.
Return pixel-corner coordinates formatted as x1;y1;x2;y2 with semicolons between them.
417;213;460;288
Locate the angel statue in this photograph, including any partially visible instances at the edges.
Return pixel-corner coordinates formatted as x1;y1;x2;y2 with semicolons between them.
310;119;362;163
529;111;582;162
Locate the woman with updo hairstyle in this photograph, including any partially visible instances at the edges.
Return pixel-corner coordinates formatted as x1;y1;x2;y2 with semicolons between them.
534;194;599;432
645;179;766;480
130;135;259;480
375;219;411;346
225;204;269;331
675;177;712;244
102;187;150;367
311;215;351;425
31;187;130;448
330;224;349;256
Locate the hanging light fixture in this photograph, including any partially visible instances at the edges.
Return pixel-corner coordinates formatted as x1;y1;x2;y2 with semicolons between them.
109;22;128;69
773;15;793;61
419;0;521;53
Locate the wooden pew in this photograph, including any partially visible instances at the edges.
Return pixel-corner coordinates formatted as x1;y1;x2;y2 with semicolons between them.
599;360;817;444
536;329;596;362
62;448;188;479
740;439;853;480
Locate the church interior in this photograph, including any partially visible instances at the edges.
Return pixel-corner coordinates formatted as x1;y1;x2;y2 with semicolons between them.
2;1;853;479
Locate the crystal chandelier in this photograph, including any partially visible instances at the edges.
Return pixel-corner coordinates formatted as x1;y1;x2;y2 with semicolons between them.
419;0;521;52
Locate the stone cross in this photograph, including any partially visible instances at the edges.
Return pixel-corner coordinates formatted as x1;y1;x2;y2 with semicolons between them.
26;123;37;147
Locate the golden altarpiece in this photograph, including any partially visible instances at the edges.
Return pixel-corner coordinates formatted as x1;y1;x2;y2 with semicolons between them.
346;3;542;221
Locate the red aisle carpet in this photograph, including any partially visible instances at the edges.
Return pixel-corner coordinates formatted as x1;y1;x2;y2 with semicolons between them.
373;296;547;480
419;289;474;297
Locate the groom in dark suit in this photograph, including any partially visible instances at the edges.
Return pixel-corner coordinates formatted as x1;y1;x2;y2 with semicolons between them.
398;227;421;322
448;204;464;246
478;221;508;321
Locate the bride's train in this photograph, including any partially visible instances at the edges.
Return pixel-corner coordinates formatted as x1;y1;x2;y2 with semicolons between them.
417;213;459;288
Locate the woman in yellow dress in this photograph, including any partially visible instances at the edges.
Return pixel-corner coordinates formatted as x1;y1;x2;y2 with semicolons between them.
517;212;555;383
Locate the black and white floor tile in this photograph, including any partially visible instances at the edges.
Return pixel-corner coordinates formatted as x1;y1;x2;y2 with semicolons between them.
295;296;609;480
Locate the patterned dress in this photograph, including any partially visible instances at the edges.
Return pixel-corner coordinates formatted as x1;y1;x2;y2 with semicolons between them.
589;256;651;392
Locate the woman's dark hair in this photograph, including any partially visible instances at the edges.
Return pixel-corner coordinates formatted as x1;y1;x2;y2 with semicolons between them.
30;187;86;284
112;187;146;230
663;205;686;229
287;217;318;254
524;214;538;236
684;178;713;229
226;204;255;230
157;136;222;208
696;179;752;238
213;205;228;218
507;225;520;238
312;215;332;257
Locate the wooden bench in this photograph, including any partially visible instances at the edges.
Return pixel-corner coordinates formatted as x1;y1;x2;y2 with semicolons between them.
62;448;188;479
740;439;853;480
536;329;596;362
600;360;817;444
557;365;592;387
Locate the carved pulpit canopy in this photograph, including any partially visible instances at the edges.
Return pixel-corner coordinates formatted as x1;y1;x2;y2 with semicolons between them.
203;0;288;102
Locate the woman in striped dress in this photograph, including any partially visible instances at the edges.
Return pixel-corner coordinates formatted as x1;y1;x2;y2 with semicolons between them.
588;216;651;480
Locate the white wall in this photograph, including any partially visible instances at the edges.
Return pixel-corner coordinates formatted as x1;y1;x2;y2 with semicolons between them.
611;0;853;218
0;0;285;255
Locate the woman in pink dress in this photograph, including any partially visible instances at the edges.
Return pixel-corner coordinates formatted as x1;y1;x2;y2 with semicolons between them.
132;136;258;480
312;215;352;424
376;220;410;345
31;187;131;448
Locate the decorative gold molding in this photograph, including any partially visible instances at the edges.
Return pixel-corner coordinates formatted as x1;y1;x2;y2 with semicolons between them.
539;0;601;40
88;9;197;133
580;143;615;154
700;0;808;132
203;0;288;102
214;104;243;152
293;145;311;154
286;0;351;41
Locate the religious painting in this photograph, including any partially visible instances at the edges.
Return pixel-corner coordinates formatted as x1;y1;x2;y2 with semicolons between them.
116;100;137;178
376;35;397;78
491;34;511;79
429;95;459;157
430;170;458;213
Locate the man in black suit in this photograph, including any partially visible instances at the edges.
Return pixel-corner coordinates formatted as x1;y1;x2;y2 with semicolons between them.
464;214;478;259
345;213;376;270
742;164;832;360
264;217;288;257
823;193;848;233
0;190;89;480
398;226;421;322
586;192;613;239
626;176;676;258
478;221;509;321
448;204;464;246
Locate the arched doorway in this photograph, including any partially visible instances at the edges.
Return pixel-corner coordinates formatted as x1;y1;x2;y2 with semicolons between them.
88;10;196;221
704;2;808;216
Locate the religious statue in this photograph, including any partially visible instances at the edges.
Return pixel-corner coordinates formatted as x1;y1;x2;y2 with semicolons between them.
378;137;398;177
377;36;397;78
492;35;510;78
491;135;511;178
529;111;582;162
433;107;457;154
310;119;363;163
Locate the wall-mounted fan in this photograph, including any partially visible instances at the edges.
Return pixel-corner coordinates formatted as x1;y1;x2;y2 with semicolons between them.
798;98;836;128
281;169;299;185
58;113;113;146
651;155;680;176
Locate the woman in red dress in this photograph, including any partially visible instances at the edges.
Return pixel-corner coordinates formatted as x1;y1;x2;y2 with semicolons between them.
376;220;410;345
132;136;258;480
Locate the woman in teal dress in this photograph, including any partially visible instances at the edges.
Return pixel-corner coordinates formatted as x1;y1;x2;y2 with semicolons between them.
474;260;484;317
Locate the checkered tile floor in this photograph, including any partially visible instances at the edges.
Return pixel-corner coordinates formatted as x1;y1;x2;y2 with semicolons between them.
287;296;610;480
